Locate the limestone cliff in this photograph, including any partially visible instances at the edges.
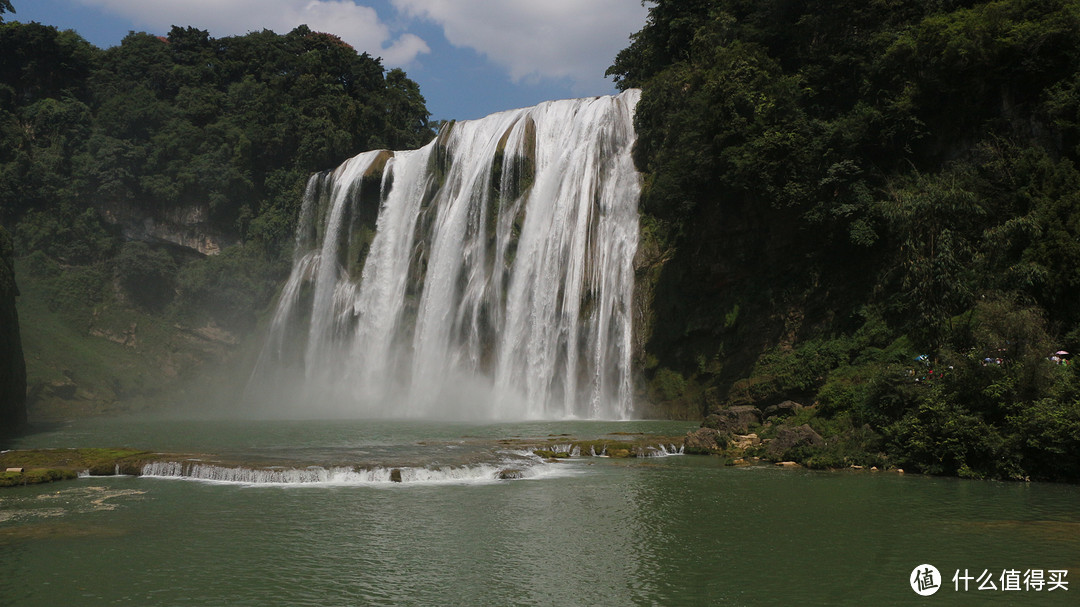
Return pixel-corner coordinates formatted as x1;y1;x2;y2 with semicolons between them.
97;200;233;256
0;226;27;432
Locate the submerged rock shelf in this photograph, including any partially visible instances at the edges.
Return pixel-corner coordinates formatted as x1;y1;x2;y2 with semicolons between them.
0;448;155;487
0;433;688;487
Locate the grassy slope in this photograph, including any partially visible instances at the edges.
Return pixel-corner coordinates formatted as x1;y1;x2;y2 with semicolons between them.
15;258;256;420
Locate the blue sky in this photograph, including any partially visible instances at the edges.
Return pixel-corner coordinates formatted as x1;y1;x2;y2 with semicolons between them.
7;0;649;122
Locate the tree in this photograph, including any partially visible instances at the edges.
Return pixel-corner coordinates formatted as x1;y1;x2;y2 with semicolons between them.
876;171;982;353
115;242;177;312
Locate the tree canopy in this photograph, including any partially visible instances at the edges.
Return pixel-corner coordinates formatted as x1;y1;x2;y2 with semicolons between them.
0;21;433;329
615;0;1080;481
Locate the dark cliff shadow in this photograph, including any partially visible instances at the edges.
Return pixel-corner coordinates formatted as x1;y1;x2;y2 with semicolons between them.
0;421;70;449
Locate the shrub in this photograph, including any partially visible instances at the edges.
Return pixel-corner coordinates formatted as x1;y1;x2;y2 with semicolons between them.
115;241;177;311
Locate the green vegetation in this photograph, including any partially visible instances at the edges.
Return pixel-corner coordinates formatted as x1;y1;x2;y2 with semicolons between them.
0;224;25;432
612;0;1080;481
4;1;1079;483
14;254;258;417
0;15;433;417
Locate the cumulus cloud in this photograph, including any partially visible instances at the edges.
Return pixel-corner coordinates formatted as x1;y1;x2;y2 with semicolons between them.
390;0;648;91
75;0;430;65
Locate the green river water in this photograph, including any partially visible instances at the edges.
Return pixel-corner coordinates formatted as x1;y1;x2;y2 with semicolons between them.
1;419;1077;606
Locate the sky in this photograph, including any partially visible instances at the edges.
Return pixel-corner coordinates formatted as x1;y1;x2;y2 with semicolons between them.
7;0;650;122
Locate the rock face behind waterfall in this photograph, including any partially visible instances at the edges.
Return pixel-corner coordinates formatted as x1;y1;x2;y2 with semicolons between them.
251;91;642;419
0;227;27;432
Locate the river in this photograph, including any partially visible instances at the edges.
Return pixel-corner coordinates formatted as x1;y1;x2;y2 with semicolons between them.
1;419;1077;605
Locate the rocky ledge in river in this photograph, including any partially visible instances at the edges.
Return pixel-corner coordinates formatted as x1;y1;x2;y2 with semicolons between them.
0;431;692;488
684;401;900;472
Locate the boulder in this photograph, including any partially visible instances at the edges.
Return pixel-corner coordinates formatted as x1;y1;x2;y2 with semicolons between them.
732;433;760;450
765;424;824;460
763;400;804;420
683;428;728;454
46;380;78;400
703;405;762;434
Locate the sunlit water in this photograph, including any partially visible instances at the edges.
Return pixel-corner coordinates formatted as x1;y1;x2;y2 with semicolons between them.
2;419;1078;606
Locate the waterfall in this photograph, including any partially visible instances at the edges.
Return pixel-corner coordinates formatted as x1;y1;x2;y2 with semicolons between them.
250;90;641;419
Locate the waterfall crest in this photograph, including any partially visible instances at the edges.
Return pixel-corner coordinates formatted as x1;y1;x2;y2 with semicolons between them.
250;90;641;419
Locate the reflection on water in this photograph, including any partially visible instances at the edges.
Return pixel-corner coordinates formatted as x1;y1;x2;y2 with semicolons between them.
0;420;1077;606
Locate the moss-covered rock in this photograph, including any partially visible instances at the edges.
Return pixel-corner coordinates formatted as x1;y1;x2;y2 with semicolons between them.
683;427;728;454
703;405;761;434
0;448;154;487
765;424;825;461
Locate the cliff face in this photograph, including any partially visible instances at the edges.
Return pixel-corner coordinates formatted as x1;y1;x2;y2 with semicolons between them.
97;200;233;256
0;226;27;432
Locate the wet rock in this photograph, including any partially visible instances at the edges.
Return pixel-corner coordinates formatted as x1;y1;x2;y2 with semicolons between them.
765;424;824;460
498;469;524;480
608;449;631;458
763;400;804;420
683;428;728;454
775;461;801;468
703;405;762;434
47;380;78;400
389;468;403;483
533;449;569;459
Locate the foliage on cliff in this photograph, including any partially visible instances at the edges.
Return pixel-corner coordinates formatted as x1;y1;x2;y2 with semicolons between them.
0;19;431;311
612;0;1080;481
0;21;431;243
0;225;26;432
0;19;432;416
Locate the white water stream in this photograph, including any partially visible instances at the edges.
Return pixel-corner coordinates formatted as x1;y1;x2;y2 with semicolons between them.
250;91;641;419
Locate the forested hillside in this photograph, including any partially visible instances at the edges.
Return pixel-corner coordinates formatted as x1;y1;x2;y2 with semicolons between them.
0;11;432;419
613;0;1080;480
5;1;1080;481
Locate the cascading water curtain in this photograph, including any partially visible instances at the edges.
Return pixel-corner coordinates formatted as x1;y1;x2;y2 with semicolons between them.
249;90;641;420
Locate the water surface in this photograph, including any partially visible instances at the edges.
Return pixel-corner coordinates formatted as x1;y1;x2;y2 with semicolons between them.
1;419;1077;605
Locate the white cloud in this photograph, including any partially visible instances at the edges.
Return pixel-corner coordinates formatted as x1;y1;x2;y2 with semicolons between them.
390;0;648;91
75;0;430;65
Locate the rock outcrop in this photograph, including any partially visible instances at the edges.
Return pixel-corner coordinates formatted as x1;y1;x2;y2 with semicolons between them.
97;200;232;256
765;424;824;460
763;400;804;420
0;227;26;433
683;427;728;454
703;405;762;434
